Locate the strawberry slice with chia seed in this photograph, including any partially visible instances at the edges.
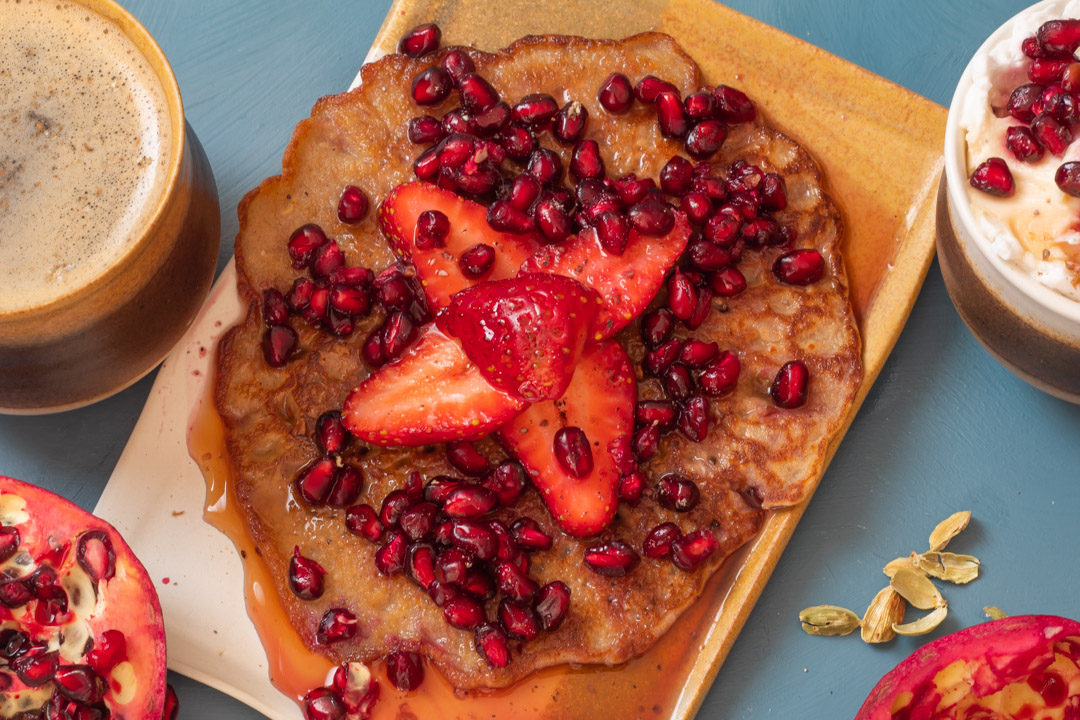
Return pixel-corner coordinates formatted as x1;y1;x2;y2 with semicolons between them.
377;181;542;310
520;211;691;339
437;274;600;402
342;327;526;446
499;340;636;537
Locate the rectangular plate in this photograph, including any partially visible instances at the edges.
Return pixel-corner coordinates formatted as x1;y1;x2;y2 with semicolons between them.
95;1;944;718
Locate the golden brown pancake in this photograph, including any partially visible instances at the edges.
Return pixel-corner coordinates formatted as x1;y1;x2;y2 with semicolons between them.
215;32;861;690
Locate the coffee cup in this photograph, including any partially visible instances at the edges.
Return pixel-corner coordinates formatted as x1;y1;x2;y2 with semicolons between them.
0;0;220;413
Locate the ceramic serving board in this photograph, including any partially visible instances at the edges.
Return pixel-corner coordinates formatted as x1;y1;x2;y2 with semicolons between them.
94;0;944;718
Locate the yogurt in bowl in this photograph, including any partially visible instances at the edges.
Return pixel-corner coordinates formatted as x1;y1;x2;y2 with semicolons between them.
941;0;1080;402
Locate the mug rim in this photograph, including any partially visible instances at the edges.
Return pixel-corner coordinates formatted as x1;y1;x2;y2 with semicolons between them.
943;0;1080;328
0;0;187;324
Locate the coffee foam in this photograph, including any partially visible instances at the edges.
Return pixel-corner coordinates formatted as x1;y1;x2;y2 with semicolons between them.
0;0;173;313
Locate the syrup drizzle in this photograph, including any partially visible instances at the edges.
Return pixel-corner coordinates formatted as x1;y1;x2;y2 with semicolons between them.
187;379;731;719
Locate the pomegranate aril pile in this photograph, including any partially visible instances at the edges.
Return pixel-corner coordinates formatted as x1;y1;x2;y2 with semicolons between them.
971;17;1080;196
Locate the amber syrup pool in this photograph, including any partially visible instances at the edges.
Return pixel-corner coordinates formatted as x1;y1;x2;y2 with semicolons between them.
188;380;731;719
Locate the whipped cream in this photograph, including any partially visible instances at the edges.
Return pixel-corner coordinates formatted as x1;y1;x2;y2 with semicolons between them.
960;1;1080;302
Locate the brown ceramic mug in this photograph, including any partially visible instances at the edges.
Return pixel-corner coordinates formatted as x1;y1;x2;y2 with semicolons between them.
0;0;220;413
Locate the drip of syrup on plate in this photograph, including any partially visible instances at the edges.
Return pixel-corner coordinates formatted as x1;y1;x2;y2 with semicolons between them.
187;379;731;719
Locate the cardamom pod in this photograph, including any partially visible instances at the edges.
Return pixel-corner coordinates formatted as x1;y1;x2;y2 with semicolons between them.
798;605;861;636
893;605;948;636
928;511;971;552
861;587;905;644
883;555;920;578
984;606;1008;620
915;551;980;584
890;567;946;610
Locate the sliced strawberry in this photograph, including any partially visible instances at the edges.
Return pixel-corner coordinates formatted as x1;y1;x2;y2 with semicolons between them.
378;182;542;310
343;327;526;446
437;274;599;402
499;340;636;537
520;211;691;339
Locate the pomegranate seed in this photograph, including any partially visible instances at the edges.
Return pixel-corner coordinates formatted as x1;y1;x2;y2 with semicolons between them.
375;530;408;575
497;125;535;160
553;426;594;478
448;519;497;561
704;209;741;246
534;197;573;243
487;200;535;234
505;174;542;212
413;146;440;180
713;85;755;122
498;598;540;640
374;273;415;310
526;147;563;185
262;288;288;326
583;540;640;577
12;649;57;686
667;268;698;321
442;486;498;518
459;243;496;278
403;471;424;500
54;664;105;704
510;518;552;552
384;651;425;693
424;476;465;505
317;608;358;644
1063;63;1080;91
771;360;810;408
1008;83;1045;122
33;583;68;624
628;197;674;236
699;351;740;396
679;396;710;442
444;596;486;630
512;93;559;127
407;543;437;590
287;224;327;268
303;687;345;720
285;277;314;312
414;209;450;250
969;157;1015;197
1038;19;1080;55
408;115;444;144
437;134;477;170
656;473;701;512
671;529;719;571
634;75;677;104
0;527;18;564
295;458;336;505
398;23;440;57
679;339;719;368
301;285;329;326
643;522;682;559
361;326;386;368
608;175;650;206
1030;58;1069;84
656;90;689;137
641;309;675;349
337;185;369;224
681;91;713;120
633;424;660;461
612;471;644;505
710;266;746;297
440;108;471;135
493;560;537;601
399;501;438;542
774;248;825;285
597;72;634;112
553;101;588;143
688;240;731;272
441;48;475;83
261;324;298;367
455;163;500;195
328;467;363;508
685;119;726;158
663;363;693;401
345;504;383;542
411;66;452;105
740;216;779;247
659;155;693;195
310;240;344;280
636;399;677;429
594;210;630;255
475;623;510;667
434;547;470;585
645;337;684;376
331;265;373;288
483;460;527;506
380;490;415;529
459;567;496;599
457;73;500;113
570;139;605;180
381;311;417;361
471;101;511;136
680;191;712;225
1032;114;1073;155
533;581;570;631
760;172;788;211
443;440;490;476
329;285;369;317
289;547;326;601
1056;161;1080;197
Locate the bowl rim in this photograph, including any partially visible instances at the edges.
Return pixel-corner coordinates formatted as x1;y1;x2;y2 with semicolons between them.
943;0;1080;327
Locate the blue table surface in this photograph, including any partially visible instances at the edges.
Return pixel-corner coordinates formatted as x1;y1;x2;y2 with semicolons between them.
5;1;1078;718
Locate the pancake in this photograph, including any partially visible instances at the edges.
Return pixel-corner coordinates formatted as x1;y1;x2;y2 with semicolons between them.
215;32;861;690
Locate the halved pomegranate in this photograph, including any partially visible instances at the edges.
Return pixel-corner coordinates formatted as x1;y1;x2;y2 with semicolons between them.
856;615;1080;719
0;476;170;719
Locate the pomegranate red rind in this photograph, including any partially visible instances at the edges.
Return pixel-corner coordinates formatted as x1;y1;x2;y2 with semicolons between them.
0;475;167;719
855;615;1080;719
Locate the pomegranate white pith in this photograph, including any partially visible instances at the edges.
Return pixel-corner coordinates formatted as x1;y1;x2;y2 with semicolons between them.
0;477;168;719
